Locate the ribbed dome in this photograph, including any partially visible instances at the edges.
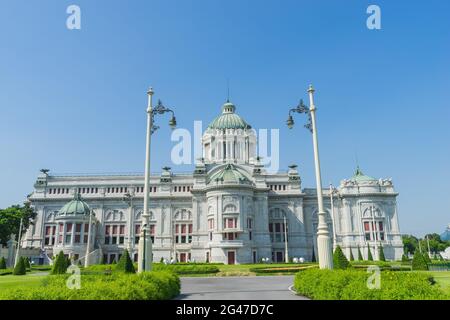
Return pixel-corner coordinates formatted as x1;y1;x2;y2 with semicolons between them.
208;164;251;185
57;193;91;217
207;101;251;130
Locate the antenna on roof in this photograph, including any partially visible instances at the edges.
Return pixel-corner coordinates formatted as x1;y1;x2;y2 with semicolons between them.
226;78;230;102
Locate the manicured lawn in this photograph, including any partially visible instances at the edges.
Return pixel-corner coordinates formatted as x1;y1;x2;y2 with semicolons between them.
427;271;450;295
0;273;47;289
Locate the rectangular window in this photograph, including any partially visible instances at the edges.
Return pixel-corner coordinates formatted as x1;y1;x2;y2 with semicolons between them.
269;222;287;243
175;223;193;244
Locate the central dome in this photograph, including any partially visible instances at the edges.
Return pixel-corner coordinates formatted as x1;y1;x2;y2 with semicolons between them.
207;101;251;130
57;193;91;217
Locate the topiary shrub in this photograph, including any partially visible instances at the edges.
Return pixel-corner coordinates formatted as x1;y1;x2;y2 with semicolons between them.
357;247;363;261
0;257;6;270
333;246;349;270
412;250;428;270
422;252;432;264
379;246;386;262
52;251;68;275
401;254;409;263
367;244;373;261
13;257;27;275
25;257;32;269
116;250;135;274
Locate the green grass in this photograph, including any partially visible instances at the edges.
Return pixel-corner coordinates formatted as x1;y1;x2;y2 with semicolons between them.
0;274;47;289
427;271;450;295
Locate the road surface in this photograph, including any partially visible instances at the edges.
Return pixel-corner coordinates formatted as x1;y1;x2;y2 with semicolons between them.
175;275;307;300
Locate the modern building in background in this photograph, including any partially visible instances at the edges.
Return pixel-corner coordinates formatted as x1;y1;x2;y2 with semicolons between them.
23;101;404;264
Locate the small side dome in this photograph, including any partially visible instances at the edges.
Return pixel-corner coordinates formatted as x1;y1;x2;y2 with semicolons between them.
208;164;251;185
350;166;376;182
57;193;91;217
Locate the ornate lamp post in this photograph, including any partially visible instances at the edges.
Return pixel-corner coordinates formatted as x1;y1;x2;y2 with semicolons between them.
329;184;339;250
84;208;94;267
283;213;289;263
138;87;177;273
122;191;135;254
286;85;333;269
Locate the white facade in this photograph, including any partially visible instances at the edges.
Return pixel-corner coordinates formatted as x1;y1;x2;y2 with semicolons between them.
24;101;403;264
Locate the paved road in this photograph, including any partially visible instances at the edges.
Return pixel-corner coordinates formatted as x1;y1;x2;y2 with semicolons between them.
175;275;307;300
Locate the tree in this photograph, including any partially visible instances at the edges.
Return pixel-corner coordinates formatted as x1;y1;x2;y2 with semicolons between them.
367;244;373;261
401;254;409;263
349;249;354;261
402;234;419;255
412;250;428;270
379;245;386;261
52;251;68;275
0;257;6;269
13;257;27;275
357;246;363;261
116;250;135;273
0;202;37;246
333;245;349;269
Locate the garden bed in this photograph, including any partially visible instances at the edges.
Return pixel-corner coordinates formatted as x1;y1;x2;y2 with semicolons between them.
0;271;180;300
293;268;447;300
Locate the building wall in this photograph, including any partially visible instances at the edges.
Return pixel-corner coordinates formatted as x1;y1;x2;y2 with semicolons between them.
24;166;404;264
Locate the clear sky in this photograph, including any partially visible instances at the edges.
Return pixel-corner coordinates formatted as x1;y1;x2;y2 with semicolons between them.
0;0;449;237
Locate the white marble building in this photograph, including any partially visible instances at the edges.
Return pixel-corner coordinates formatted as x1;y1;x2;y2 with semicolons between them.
24;101;404;264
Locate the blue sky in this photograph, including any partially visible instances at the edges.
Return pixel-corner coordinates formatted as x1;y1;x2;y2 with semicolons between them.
0;0;449;236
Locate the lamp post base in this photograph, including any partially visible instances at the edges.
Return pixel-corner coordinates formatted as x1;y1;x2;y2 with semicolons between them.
317;232;334;269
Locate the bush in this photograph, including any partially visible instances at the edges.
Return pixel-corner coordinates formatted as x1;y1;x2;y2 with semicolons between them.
333;246;349;270
52;251;68;275
379;246;386;262
294;269;446;300
0;271;180;300
24;257;31;269
401;254;409;263
13;257;27;275
116;250;135;274
367;244;373;261
412;250;428;270
357;247;363;261
0;257;6;270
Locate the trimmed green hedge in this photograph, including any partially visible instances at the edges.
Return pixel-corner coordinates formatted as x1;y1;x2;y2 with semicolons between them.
153;264;219;275
0;271;180;300
250;265;317;274
0;269;12;276
294;269;446;300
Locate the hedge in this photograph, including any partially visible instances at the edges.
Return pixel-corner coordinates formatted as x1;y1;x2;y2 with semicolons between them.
0;271;180;300
84;263;220;275
152;264;219;275
0;269;12;276
294;269;446;300
250;265;317;274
